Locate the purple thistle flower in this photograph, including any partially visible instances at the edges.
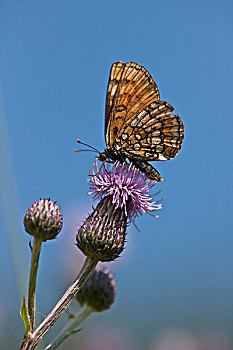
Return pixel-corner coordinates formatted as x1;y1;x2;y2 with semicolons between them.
76;161;162;262
89;161;162;221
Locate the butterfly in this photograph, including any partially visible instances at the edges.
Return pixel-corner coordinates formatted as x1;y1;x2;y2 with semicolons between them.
95;61;184;182
77;61;184;181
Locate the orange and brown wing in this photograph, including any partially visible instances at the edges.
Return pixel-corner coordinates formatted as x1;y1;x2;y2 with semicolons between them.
105;61;160;147
114;100;184;161
105;61;125;139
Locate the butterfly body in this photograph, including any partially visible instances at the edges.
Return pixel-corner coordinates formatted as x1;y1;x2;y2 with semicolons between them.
98;145;164;181
128;159;163;182
98;146;126;164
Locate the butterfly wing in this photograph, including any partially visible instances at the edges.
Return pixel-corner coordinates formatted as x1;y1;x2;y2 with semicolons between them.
114;100;184;161
105;61;125;140
105;61;160;147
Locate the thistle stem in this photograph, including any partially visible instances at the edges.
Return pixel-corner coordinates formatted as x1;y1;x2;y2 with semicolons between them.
20;256;98;350
45;304;92;350
28;237;43;330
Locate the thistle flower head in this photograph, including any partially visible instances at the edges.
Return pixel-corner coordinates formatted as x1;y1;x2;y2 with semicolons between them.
89;161;162;221
24;198;63;241
76;162;162;262
76;196;126;262
76;267;116;312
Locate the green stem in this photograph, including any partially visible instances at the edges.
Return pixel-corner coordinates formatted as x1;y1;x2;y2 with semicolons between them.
45;304;92;350
20;256;98;350
28;237;43;330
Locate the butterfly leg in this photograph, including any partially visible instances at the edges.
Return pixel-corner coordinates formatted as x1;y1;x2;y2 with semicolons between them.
90;159;106;177
118;152;126;163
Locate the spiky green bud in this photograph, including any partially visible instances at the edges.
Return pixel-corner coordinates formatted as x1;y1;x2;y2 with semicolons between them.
76;196;126;262
24;198;63;241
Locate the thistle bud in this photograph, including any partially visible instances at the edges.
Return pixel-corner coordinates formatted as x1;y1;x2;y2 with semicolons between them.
24;198;63;241
76;196;127;262
76;267;116;312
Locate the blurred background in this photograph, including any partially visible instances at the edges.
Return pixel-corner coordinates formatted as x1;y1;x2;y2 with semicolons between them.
0;1;232;349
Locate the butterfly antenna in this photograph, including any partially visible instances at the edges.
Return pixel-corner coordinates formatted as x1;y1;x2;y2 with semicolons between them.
75;139;100;154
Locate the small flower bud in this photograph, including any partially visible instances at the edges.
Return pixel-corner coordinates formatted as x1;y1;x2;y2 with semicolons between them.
76;267;116;312
24;198;63;241
76;196;127;262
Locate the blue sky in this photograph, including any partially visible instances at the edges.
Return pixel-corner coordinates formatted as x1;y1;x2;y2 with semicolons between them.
0;1;232;349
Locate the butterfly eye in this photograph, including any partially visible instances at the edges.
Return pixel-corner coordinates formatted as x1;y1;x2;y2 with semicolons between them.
97;153;107;161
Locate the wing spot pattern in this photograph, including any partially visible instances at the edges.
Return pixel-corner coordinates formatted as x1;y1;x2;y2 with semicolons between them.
133;143;141;150
135;133;142;140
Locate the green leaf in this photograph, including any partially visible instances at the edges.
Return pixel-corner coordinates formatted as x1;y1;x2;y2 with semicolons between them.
20;297;31;334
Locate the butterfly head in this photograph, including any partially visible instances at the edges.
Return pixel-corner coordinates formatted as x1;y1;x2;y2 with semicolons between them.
97;151;107;162
97;146;126;164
